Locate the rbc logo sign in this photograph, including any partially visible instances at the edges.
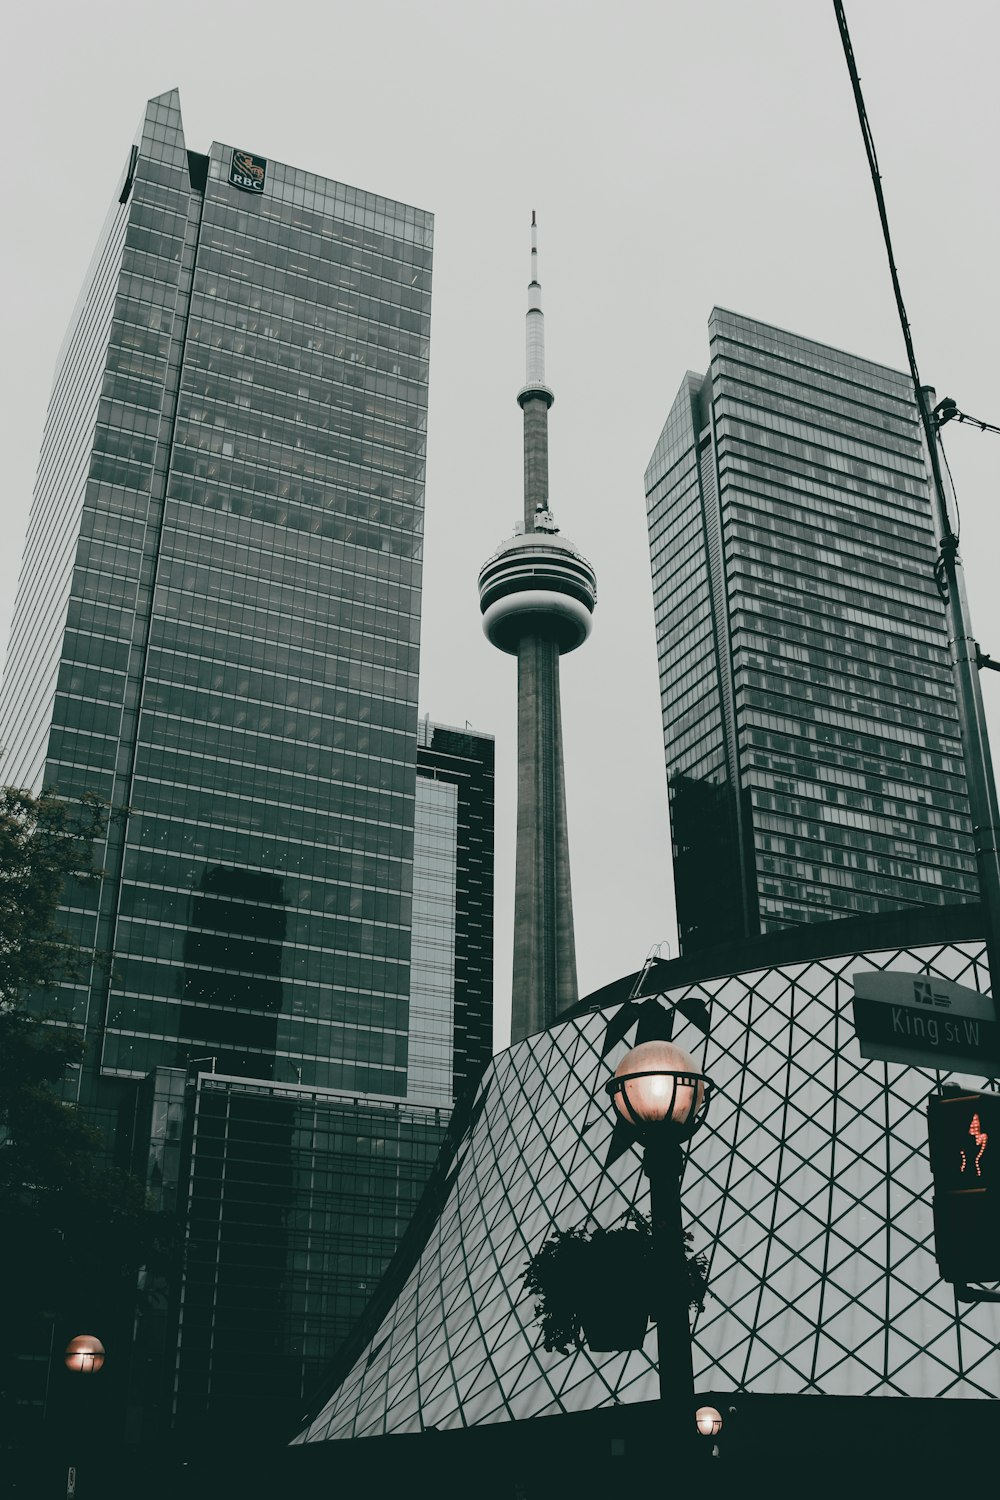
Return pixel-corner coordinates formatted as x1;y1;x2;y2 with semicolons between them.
229;148;266;194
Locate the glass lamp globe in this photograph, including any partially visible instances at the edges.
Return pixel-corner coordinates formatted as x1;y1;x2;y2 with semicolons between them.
695;1405;723;1437
64;1335;106;1374
609;1039;706;1129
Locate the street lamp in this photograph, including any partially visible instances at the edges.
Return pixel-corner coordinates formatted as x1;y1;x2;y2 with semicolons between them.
695;1405;723;1437
695;1404;724;1460
62;1336;105;1498
605;1039;711;1445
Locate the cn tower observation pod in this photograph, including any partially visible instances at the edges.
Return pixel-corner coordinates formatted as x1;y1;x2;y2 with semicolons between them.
478;531;597;655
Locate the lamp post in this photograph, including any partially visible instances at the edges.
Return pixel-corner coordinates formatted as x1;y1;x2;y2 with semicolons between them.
62;1336;105;1499
604;1039;711;1447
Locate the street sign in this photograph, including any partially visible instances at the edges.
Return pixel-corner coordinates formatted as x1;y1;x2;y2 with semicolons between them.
852;971;1000;1074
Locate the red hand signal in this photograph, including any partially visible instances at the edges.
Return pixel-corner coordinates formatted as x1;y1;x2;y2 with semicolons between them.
959;1112;988;1178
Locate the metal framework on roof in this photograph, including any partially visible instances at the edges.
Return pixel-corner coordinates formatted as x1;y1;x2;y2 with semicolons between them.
296;918;1000;1443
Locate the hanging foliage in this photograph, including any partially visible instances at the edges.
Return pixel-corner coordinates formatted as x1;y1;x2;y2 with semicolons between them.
521;1212;708;1355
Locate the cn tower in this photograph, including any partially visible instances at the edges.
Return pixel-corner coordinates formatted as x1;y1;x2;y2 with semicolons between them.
478;216;597;1043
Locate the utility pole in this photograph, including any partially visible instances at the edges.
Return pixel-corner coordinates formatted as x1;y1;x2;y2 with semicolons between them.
834;0;1000;991
917;385;1000;991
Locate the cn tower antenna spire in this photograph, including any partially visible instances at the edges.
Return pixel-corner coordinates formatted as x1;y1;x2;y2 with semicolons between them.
478;213;597;1043
526;210;545;388
518;213;555;533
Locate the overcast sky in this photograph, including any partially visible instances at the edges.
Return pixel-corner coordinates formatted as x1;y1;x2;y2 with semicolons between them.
3;1;999;1049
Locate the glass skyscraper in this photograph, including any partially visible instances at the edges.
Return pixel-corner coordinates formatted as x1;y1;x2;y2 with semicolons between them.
414;720;495;1098
1;92;498;1452
644;309;979;953
0;90;433;1124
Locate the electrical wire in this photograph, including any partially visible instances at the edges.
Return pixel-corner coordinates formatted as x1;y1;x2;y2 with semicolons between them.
941;442;962;543
832;5;924;405
955;410;1000;437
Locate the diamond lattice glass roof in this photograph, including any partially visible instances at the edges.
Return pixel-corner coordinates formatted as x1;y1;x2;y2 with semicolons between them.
296;934;1000;1442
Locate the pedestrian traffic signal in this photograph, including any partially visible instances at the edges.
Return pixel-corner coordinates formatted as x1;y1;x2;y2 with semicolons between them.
927;1088;1000;1284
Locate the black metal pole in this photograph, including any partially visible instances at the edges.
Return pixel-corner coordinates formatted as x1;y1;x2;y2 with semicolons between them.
918;384;1000;990
644;1137;695;1444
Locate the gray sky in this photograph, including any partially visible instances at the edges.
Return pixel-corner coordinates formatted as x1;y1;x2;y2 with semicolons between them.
3;1;999;1050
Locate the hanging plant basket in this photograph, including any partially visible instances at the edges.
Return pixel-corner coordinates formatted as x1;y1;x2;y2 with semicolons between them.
522;1214;708;1356
578;1280;650;1352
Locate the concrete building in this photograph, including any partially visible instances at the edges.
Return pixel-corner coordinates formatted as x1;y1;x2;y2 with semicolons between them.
644;310;979;954
477;218;597;1041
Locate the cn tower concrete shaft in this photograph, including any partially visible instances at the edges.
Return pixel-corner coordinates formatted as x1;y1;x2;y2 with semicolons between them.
512;371;580;1037
478;218;596;1044
521;399;550;530
513;617;579;1036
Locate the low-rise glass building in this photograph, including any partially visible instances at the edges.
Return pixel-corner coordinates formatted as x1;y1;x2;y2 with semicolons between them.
295;905;998;1444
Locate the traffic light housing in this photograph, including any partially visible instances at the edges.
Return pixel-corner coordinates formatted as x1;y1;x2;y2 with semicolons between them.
927;1088;1000;1284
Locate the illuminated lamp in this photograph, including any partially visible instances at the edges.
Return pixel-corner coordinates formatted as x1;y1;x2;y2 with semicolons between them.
605;1039;710;1137
695;1405;723;1437
64;1335;106;1374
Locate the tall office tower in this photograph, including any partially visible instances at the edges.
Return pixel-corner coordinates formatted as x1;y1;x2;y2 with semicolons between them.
478;218;597;1041
414;720;495;1097
0;89;501;1454
0;90;433;1135
644;308;979;954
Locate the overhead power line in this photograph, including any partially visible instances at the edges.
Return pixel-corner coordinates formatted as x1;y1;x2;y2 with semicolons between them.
832;4;928;428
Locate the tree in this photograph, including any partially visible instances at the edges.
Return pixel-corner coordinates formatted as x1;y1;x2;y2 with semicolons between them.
0;785;107;1001
0;786;106;1213
0;788;162;1444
